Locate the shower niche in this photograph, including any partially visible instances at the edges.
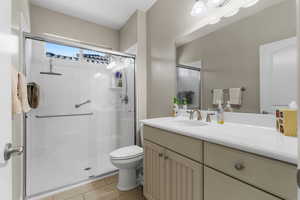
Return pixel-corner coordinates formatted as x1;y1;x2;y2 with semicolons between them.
25;38;136;197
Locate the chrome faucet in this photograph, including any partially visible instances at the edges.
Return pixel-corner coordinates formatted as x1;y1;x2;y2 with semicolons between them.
206;113;215;122
187;109;202;120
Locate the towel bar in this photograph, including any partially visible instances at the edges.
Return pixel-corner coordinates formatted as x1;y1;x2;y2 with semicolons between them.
211;87;246;93
35;112;93;119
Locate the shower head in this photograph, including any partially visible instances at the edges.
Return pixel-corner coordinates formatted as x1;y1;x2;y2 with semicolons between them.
40;59;63;76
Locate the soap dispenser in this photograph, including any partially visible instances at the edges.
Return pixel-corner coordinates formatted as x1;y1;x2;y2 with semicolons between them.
172;97;179;117
224;101;233;112
183;98;188;110
217;101;224;124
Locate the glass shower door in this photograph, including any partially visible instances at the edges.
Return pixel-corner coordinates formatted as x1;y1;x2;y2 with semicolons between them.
25;39;135;197
26;39;91;196
87;55;136;178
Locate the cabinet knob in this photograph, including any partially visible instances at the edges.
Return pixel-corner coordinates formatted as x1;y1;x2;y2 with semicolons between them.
158;153;163;157
234;163;245;171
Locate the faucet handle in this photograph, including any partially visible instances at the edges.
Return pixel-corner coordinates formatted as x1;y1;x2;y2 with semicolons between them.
206;113;215;122
186;110;194;120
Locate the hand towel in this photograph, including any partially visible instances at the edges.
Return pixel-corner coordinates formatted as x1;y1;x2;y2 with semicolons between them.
12;67;22;115
213;89;223;105
18;72;31;112
229;88;242;105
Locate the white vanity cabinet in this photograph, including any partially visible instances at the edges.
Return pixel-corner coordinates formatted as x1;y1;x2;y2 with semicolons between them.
143;125;297;200
143;136;203;200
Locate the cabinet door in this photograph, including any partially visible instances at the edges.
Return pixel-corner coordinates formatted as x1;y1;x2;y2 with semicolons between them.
164;150;203;200
204;167;281;200
144;140;165;200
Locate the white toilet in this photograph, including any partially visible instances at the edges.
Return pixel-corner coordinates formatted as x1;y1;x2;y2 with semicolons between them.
110;145;143;191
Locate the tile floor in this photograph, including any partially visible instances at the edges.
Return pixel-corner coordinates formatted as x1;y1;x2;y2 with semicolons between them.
39;175;145;200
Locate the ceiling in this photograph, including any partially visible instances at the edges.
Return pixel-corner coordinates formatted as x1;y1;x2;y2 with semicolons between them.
30;0;157;30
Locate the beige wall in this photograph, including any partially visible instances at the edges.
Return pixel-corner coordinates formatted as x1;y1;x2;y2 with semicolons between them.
177;0;296;113
30;4;120;50
147;0;206;117
120;12;138;52
120;10;148;145
136;11;148;144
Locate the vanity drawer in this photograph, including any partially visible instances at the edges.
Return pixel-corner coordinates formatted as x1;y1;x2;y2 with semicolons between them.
143;125;203;162
204;142;297;199
204;167;281;200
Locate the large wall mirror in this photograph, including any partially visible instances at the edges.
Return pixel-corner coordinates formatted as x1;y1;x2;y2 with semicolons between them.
176;0;296;114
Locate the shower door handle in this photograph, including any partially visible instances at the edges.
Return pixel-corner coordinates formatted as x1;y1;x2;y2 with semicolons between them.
3;143;24;161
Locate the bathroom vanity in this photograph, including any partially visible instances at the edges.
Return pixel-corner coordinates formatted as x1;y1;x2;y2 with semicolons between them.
141;117;297;200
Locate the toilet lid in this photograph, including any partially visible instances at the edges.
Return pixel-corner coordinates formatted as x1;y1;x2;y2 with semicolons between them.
110;145;144;160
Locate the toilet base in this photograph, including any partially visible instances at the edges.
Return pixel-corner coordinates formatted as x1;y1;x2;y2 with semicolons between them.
117;168;138;191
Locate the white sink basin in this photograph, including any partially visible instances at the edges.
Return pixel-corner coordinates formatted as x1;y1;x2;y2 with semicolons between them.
171;120;208;127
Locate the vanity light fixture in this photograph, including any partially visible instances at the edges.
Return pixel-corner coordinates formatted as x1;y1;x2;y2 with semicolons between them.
191;0;229;17
191;0;260;25
207;0;227;8
191;0;207;17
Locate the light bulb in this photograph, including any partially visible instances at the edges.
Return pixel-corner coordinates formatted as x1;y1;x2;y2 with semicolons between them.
224;8;240;18
209;17;221;25
207;0;226;8
243;0;259;8
191;1;207;16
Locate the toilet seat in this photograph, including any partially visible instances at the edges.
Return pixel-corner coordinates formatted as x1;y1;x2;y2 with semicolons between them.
110;145;143;160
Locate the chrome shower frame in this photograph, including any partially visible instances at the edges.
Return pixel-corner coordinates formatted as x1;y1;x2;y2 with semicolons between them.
22;32;137;199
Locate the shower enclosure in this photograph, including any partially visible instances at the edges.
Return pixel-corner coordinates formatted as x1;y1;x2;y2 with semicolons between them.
23;34;136;198
176;65;201;109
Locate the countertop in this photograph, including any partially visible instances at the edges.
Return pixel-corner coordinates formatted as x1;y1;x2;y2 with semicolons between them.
141;117;298;165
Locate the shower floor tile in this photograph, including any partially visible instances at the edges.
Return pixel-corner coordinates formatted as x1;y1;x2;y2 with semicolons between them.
38;175;145;200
